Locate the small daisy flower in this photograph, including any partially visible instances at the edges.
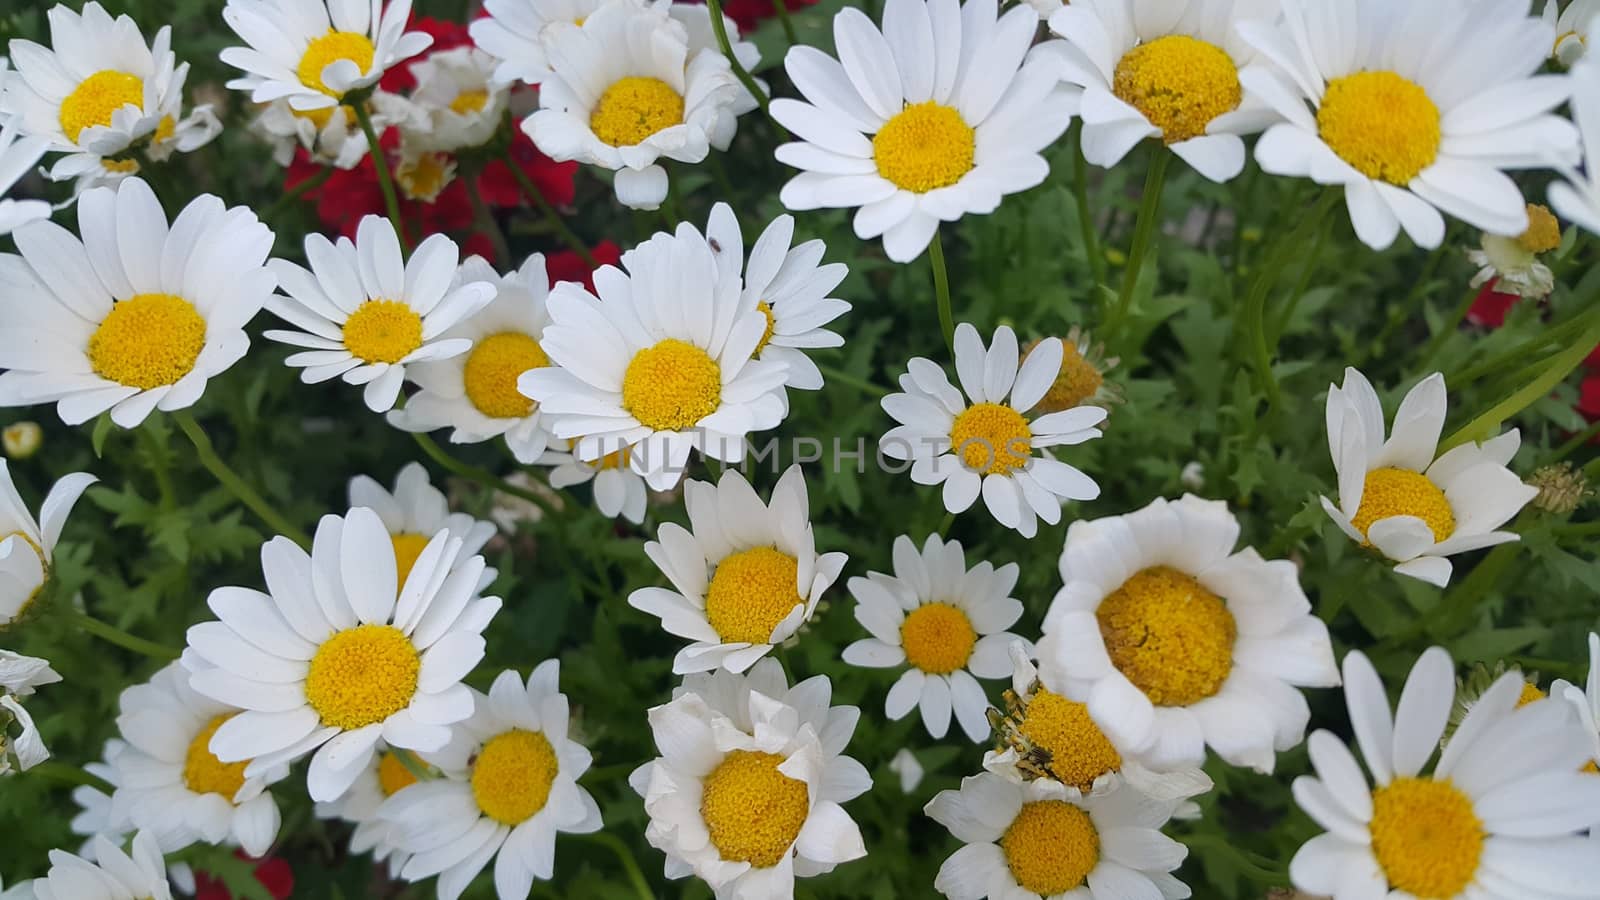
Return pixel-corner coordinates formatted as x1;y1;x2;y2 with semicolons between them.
388;255;556;464
0;95;50;235
220;0;434;112
347;462;499;594
398;46;508;153
1322;367;1539;587
1552;633;1599;775
1041;0;1277;182
469;0;611;86
880;323;1106;538
628;465;846;674
629;658;869;898
1545;0;1599;65
314;742;425;878
0;461;96;627
109;662;286;857
380;664;602;900
841;534;1026;742
537;438;649;524
29;831;171;900
1468;203;1563;299
1023;327;1123;415
772;0;1072;262
184;506;500;803
0;177;275;428
925;772;1190;900
1289;647;1600;900
250;93;407;170
1550;56;1600;236
1038;495;1341;774
1239;0;1581;250
264;214;496;413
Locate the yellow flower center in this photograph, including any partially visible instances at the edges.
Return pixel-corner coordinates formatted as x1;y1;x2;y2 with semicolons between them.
1000;800;1099;896
1112;35;1241;144
464;332;547;419
1097;566;1236;707
754;301;777;355
377;751;421;796
304;624;420;729
343;299;423;365
1369;777;1484;899
1516;682;1547;707
1037;342;1105;413
1017;688;1122;790
88;293;208;390
700;750;809;868
1351;467;1455;544
704;546;802;645
298;30;376;96
396;151;456;202
59;70;145;143
589;77;684;147
471;729;560;825
899;603;976;675
594;445;631;470
949;403;1032;475
1317;71;1441;186
450;89;491;115
182;715;249;799
1517;203;1562;254
872;101;975;193
621;338;722;431
389;532;431;587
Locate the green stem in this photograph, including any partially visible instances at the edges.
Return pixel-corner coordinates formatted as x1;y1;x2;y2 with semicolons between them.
26;761;115;793
1416;283;1482;372
930;228;954;354
1183;834;1287;885
1438;311;1600;453
69;609;180;660
706;0;775;125
351;101;408;248
263;165;332;221
137;426;175;511
1269;218;1331;342
581;834;654;900
173;410;310;547
412;432;556;515
1068;122;1106;290
1110;149;1170;336
816;363;889;398
462;171;512;264
1451;301;1600;388
505;153;598;268
1243;190;1338;416
770;0;799;44
1553;520;1600;536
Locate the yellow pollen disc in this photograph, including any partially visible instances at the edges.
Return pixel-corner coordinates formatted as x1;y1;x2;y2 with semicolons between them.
1584;760;1598;774
1515;682;1547;706
1112;35;1241;144
1018;688;1122;790
343;299;423;365
1369;777;1484;898
1000;800;1099;895
304;624;420;730
1038;342;1104;413
88;293;207;390
899;603;976;675
298;30;376;96
1097;566;1236;707
1317;70;1441;186
700;750;809;868
754;301;777;355
589;77;684;147
464;332;547;419
471;729;559;825
1517;204;1562;254
390;532;431;587
182;715;249;799
621;338;722;431
872;101;975;193
59;70;145;143
377;751;420;796
1351;467;1455;544
949;402;1032;475
595;446;631;470
704;546;802;645
450;89;491;115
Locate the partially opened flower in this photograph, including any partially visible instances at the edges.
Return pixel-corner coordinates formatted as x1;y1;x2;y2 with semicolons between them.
1467;203;1563;299
29;831;172;900
537;438;649;524
469;0;611;86
0;89;50;234
0;692;48;772
0;650;60;697
1550;56;1600;237
0;461;95;627
250;95;406;170
1023;327;1122;415
398;46;508;152
1544;0;1599;65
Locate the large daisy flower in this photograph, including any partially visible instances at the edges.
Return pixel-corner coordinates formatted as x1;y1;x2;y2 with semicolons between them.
925;772;1190;900
220;0;434;112
629;659;869;899
880;323;1105;538
518;218;790;490
0;90;50;235
469;0;611;86
1545;0;1599;65
28;831;172;900
537;438;650;524
628;465;846;674
183;507;500;803
1550;55;1600;237
1238;0;1581;250
398;46;508;153
1321;367;1538;587
0;461;94;627
1038;494;1340;774
1289;647;1600;900
0;177;275;428
380;664;602;900
314;742;425;878
264;215;496;413
771;0;1071;262
388;255;556;464
842;534;1025;742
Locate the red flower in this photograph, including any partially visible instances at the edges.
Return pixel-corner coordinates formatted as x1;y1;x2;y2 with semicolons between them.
1585;341;1600;371
478;130;578;209
380;16;474;92
1466;281;1522;329
194;854;293;900
547;240;622;293
682;0;820;33
1581;371;1600;421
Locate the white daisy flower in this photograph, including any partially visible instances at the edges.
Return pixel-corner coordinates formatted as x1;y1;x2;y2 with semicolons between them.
109;662;285;857
398;47;508;152
313;741;424;878
0;461;96;627
387;255;556;465
1040;0;1278;182
249;92;407;170
1321;367;1539;587
0;650;60;697
880;323;1106;538
536;438;650;524
0;177;275;428
926;772;1190;900
219;0;434;112
469;0;612;86
1553;632;1599;777
1545;0;1599;65
629;658;870;898
1467;202;1563;299
628;465;846;674
1238;0;1581;250
263;215;496;413
518;218;790;491
0;85;50;235
348;463;498;591
0;692;48;772
1289;647;1600;900
1038;494;1340;774
1550;56;1600;236
520;0;748;210
380;663;603;900
183;506;500;803
29;831;171;900
771;0;1071;262
841;534;1026;742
